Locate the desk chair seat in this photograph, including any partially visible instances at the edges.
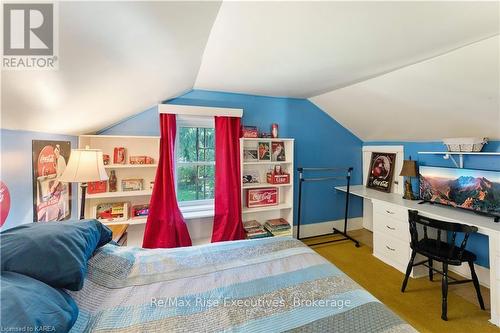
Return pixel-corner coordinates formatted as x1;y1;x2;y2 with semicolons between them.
401;210;485;321
416;238;477;265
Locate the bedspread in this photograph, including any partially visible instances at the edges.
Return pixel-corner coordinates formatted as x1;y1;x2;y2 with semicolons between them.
69;237;416;333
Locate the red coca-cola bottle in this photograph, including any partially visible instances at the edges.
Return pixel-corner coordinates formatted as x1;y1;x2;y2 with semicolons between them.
109;170;117;192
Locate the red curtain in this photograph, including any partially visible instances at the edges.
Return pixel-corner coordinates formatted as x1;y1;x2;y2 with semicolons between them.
143;114;192;248
211;116;246;242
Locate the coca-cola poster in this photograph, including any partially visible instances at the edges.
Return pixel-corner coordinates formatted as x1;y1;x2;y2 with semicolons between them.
367;152;396;193
32;140;72;222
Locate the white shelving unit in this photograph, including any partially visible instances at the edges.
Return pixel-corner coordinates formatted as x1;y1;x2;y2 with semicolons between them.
418;151;500;168
78;135;159;229
240;138;294;237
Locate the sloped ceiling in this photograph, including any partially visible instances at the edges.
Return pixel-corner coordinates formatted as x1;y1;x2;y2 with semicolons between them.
1;1;499;141
310;36;500;141
195;1;498;98
1;1;221;135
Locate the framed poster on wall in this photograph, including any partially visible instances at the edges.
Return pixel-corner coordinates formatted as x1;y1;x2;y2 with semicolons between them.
32;140;72;222
366;152;396;193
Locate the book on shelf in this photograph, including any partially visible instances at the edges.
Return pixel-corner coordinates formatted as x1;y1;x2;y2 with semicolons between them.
263;218;291;232
269;229;292;237
243;220;272;239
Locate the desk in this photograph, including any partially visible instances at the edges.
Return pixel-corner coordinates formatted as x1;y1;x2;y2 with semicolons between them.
336;185;500;327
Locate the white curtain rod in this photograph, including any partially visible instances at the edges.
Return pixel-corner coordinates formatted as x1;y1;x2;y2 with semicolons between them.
158;104;243;118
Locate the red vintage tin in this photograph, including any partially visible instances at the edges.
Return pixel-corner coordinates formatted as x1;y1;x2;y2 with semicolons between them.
87;181;107;194
246;188;278;208
113;147;126;164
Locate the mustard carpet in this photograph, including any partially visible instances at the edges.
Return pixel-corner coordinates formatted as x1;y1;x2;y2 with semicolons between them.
306;235;498;333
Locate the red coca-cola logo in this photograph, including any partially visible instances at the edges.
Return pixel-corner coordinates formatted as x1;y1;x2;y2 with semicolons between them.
37;145;56;177
250;192;273;201
0;181;11;227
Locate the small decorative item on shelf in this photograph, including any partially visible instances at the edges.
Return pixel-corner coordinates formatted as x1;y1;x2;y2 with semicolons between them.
258;142;271;161
103;154;110;165
113;147;126;164
260;132;272;138
121;178;143;191
132;204;149;217
242;126;259;138
267;165;290;184
246;187;278;208
149;181;154;190
108;170;117;192
129;156;154;164
366;152;396;193
243;148;258;161
94;202;128;222
87;181;107;194
243;169;260;184
271;141;286;161
264;218;291;236
271;123;279;138
400;157;418;200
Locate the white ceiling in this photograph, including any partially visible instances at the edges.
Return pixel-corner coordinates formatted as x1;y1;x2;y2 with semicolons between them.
310;36;500;141
1;1;499;141
1;1;221;135
195;1;499;98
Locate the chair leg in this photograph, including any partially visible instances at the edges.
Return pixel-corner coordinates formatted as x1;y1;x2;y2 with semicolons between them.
428;258;433;281
441;262;448;321
401;250;416;292
468;261;485;310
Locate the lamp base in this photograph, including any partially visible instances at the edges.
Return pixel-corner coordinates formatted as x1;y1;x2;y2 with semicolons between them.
80;183;88;220
402;179;418;200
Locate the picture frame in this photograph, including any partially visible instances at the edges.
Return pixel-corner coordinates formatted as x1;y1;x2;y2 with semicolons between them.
32;140;72;222
366;152;396;193
243;148;258;161
271;141;286;161
258;142;271;161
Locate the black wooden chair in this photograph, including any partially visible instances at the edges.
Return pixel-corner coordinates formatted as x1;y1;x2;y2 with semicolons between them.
401;210;485;320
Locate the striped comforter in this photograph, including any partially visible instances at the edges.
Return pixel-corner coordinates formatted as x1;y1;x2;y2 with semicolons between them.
69;237;416;332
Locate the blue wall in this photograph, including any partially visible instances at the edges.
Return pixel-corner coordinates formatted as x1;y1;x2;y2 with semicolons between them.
100;89;365;225
0;129;78;230
364;140;500;268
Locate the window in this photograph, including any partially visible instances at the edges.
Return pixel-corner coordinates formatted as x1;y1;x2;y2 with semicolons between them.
176;118;215;205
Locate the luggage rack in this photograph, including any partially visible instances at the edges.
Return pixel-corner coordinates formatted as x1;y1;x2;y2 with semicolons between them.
296;167;360;247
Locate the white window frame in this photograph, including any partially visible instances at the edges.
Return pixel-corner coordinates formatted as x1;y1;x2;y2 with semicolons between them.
175;115;215;211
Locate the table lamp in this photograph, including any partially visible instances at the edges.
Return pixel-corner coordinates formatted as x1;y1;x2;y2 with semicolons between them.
59;147;108;219
400;158;418;200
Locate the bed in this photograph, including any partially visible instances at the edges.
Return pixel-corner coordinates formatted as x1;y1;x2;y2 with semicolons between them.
68;236;416;332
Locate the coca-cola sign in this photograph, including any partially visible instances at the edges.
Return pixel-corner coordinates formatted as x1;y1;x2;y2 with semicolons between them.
247;188;278;208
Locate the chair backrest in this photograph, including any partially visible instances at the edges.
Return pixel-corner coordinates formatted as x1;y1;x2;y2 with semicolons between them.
408;210;478;260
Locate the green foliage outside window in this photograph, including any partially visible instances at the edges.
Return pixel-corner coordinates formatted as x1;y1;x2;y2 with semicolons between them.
177;127;215;202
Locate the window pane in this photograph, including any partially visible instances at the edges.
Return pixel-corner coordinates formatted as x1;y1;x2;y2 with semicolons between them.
177;165;215;202
178;127;215;162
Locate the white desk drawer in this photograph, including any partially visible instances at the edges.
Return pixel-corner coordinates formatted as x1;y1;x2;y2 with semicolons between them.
373;200;409;221
373;212;410;242
373;231;411;268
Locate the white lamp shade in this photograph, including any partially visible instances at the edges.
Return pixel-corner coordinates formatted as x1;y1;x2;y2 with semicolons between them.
59;149;109;183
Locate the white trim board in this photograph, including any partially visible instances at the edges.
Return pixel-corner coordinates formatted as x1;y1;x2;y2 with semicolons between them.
293;218;363;239
159;104;243;117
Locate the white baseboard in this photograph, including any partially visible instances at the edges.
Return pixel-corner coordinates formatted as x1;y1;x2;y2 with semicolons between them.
449;262;490;288
293;217;363;238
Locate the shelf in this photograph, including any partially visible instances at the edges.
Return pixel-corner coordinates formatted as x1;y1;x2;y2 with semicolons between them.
417;151;499;168
418;151;500;155
243;183;292;189
104;164;158;169
101;217;148;226
87;189;153;199
243;161;292;165
242;204;292;214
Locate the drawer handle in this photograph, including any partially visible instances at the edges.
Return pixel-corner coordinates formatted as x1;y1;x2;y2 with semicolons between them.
386;225;396;230
386;245;396;251
386;210;395;215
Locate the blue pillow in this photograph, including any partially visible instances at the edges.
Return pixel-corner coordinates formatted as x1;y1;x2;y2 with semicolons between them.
0;219;112;291
0;271;78;332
